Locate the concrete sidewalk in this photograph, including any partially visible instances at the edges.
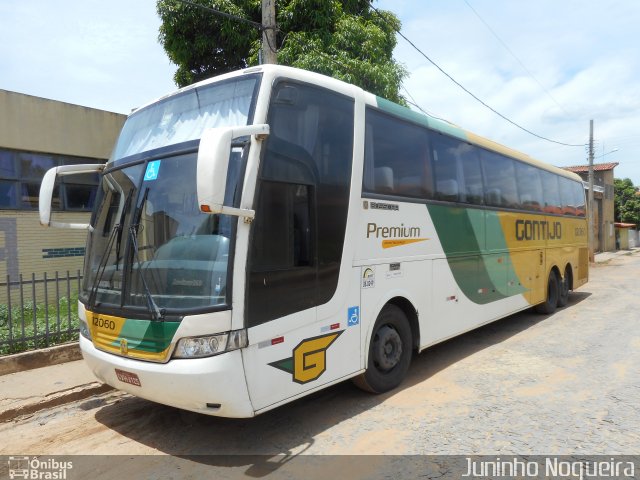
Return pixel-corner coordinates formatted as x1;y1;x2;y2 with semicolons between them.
594;247;640;263
0;359;112;422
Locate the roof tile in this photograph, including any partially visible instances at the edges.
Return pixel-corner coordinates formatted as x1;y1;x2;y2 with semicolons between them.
562;162;619;173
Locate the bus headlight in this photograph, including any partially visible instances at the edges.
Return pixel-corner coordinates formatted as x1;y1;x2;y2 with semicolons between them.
173;329;248;359
79;318;92;340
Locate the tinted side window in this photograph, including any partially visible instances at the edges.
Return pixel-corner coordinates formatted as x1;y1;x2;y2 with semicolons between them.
430;135;483;205
541;171;562;214
480;151;519;209
559;177;577;215
431;135;459;202
251;182;312;270
247;81;354;326
459;145;484;205
363;109;432;198
573;181;586;217
515;163;543;211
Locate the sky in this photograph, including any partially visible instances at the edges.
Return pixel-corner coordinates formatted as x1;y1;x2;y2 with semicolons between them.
1;0;639;182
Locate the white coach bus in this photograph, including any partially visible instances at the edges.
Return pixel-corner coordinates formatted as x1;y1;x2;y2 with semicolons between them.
40;65;588;417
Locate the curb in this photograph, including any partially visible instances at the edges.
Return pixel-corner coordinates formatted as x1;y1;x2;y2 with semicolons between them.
0;382;114;423
594;250;638;264
0;342;82;376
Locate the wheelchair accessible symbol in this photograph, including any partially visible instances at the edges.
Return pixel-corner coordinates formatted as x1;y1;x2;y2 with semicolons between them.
144;160;161;181
348;306;359;327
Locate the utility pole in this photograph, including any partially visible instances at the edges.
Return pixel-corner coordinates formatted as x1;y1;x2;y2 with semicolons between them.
261;0;277;64
588;119;595;263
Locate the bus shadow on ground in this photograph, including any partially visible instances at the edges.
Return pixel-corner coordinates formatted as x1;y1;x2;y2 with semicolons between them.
404;290;592;390
92;291;591;474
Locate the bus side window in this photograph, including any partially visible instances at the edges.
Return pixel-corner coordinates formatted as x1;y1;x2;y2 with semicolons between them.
458;144;483;205
363;108;431;199
481;150;519;209
251;181;312;270
515;162;543;212
431;136;460;203
541;171;562;214
574;181;587;217
559;177;577;216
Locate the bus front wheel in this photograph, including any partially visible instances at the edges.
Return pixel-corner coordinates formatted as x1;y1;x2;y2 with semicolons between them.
353;304;412;394
536;270;559;315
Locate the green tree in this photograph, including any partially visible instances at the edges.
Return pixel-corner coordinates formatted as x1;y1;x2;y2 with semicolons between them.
156;0;407;103
614;178;640;225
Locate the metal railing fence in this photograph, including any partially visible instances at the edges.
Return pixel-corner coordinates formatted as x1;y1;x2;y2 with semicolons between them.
0;271;83;355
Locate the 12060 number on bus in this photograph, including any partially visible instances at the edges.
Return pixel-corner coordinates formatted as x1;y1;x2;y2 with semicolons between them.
93;317;116;330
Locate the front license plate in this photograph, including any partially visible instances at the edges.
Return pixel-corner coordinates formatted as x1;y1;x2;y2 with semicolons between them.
115;368;142;387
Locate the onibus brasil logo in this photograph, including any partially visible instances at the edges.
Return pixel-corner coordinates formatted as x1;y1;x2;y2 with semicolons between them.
7;457;73;479
269;331;343;384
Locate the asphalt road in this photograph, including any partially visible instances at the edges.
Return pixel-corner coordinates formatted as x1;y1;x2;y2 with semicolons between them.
2;252;639;476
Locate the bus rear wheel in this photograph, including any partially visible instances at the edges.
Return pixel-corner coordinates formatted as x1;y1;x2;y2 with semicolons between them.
353;304;412;394
536;270;559;315
557;266;571;308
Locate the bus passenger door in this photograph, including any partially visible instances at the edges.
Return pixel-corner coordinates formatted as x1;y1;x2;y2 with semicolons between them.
242;180;321;412
241;79;356;413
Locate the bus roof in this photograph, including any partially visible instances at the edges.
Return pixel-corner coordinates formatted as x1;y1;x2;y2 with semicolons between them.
132;64;583;183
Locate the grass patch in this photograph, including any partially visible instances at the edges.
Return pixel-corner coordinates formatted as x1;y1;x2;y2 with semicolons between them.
0;296;80;355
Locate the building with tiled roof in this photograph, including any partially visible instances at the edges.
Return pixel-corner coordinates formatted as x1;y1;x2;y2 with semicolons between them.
563;162;619;173
561;162;617;252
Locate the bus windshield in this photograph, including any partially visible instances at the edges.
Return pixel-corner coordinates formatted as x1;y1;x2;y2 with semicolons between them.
81;152;236;316
80;75;262;317
111;75;260;161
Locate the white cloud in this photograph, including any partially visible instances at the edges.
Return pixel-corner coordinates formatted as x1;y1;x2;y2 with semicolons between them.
378;0;640;182
1;0;638;181
0;0;175;113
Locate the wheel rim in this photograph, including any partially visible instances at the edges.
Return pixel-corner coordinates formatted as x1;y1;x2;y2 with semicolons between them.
549;274;558;304
372;325;403;372
561;269;570;296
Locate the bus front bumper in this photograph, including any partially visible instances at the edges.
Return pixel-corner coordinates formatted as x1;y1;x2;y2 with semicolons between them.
79;335;255;418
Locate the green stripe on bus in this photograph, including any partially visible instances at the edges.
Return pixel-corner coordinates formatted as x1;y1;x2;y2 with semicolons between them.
375;96;468;140
110;319;180;353
427;205;526;304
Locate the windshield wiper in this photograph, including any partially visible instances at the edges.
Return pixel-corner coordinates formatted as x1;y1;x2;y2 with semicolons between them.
87;185;134;309
129;224;163;321
87;223;120;310
114;190;134;270
127;188;164;320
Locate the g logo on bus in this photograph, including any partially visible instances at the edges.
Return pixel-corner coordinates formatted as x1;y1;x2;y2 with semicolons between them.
120;339;128;355
269;331;343;384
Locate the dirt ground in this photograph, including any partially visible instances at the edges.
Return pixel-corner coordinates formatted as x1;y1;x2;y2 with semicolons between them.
2;253;639;476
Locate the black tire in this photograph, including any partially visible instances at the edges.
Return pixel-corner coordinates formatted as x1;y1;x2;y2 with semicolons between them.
535;270;559;315
353;304;412;393
557;266;571;308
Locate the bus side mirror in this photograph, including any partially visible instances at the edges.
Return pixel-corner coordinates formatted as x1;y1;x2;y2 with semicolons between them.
197;124;269;219
39;163;105;229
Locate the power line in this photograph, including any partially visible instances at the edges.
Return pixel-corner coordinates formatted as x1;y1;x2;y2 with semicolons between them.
370;4;585;148
173;1;339;65
174;0;264;31
173;0;277;52
176;0;584;148
401;85;450;123
462;0;571;117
